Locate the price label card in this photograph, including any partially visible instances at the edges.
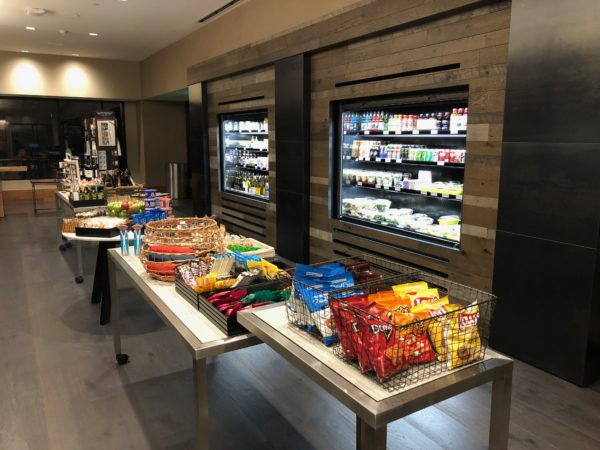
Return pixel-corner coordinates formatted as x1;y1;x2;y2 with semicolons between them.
383;131;389;135
357;182;363;186
412;130;419;135
420;190;428;195
457;195;463;200
376;184;382;189
442;193;449;199
431;130;438;135
364;131;370;135
437;161;445;166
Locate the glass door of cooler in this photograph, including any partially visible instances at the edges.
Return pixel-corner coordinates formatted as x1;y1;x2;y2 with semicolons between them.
219;111;269;201
337;98;468;248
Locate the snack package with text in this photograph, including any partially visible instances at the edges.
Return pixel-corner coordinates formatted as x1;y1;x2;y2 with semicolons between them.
446;302;482;369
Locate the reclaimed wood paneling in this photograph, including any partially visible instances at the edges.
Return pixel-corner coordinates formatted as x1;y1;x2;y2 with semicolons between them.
206;66;277;245
187;0;506;84
309;1;511;290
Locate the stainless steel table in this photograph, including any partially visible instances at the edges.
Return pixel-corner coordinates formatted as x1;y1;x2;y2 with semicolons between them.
238;304;513;450
108;248;261;450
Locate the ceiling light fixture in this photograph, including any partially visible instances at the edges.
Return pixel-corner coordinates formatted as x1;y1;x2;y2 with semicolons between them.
72;53;80;56
26;26;36;31
88;32;99;36
21;50;29;53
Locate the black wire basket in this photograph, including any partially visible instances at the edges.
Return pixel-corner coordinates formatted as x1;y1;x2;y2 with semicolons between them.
285;254;419;345
328;272;496;391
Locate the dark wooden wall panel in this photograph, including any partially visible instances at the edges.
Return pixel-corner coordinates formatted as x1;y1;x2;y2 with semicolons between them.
188;0;504;83
309;1;511;291
206;67;277;246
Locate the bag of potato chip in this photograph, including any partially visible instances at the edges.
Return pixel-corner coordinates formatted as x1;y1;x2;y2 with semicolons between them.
446;302;482;369
406;288;440;308
392;281;428;299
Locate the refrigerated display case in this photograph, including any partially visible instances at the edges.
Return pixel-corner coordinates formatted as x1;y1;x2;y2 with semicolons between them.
219;111;269;201
334;93;468;248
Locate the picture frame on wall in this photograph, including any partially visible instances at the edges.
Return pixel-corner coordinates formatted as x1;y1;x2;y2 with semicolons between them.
96;119;116;148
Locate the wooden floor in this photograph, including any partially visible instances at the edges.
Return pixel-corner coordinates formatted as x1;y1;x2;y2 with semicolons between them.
0;199;599;450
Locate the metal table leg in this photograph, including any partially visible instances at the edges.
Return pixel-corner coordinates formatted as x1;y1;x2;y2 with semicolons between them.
194;358;209;450
489;365;512;450
75;240;84;283
110;257;128;365
56;195;65;249
356;415;386;450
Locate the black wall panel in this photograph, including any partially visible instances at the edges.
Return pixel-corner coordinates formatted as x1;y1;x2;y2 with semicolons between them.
493;0;600;385
188;83;211;216
275;54;310;263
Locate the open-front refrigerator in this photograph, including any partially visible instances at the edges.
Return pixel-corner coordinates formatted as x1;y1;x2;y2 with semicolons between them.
219;110;269;201
334;91;468;248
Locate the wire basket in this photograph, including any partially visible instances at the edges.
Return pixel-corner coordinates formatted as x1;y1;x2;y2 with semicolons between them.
328;272;496;391
285;254;419;345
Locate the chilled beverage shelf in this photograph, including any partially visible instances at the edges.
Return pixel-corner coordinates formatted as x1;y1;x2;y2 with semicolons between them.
345;182;463;202
224;187;269;200
343;130;466;138
343;155;464;169
336;99;468;248
221;112;270;202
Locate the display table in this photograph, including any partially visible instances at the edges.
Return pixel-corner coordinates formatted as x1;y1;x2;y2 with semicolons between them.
0;165;28;218
62;232;132;324
238;304;513;450
107;248;261;450
55;190;104;251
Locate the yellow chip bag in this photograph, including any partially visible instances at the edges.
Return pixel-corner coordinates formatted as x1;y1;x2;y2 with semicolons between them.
446;302;482;369
392;281;428;299
426;303;460;362
406;288;440;308
410;296;449;314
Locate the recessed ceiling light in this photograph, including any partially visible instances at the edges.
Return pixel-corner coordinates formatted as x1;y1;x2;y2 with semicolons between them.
21;50;29;53
25;26;36;31
72;53;80;56
88;32;99;37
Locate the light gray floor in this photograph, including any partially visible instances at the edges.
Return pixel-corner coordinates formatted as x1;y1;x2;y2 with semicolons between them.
1;199;599;450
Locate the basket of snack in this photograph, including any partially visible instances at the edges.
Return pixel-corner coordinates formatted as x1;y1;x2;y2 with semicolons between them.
141;217;225;281
224;235;275;258
328;272;496;391
285;254;418;345
176;253;291;335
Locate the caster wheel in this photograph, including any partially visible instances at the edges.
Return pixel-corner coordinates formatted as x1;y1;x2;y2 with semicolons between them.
59;244;67;251
75;276;84;284
116;353;129;365
66;242;72;248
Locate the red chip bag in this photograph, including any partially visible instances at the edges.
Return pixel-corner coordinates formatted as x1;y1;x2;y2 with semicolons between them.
362;310;409;381
330;295;373;372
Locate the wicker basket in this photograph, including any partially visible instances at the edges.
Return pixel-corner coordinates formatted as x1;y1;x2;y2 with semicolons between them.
141;217;225;281
62;218;81;233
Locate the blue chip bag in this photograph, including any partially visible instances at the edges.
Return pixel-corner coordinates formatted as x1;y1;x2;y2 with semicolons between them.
295;262;346;279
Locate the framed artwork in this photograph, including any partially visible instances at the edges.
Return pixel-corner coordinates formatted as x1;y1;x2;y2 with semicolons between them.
96;119;116;148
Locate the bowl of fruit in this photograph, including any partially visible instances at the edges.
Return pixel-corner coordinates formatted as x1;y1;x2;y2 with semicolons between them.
107;199;146;219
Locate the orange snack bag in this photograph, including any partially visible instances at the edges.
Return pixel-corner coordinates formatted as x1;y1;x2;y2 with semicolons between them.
369;290;411;312
392;281;428;299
